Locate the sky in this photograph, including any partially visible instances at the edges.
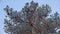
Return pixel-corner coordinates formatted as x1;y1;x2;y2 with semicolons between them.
0;0;60;34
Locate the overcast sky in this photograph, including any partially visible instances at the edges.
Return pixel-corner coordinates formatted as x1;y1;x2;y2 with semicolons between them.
0;0;60;34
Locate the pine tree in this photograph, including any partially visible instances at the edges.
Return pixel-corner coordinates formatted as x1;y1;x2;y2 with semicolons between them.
4;1;60;34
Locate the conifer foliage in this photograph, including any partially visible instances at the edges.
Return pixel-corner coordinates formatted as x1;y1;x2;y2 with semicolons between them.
4;1;60;34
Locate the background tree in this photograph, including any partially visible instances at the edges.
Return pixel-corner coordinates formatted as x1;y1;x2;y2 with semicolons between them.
4;1;60;34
